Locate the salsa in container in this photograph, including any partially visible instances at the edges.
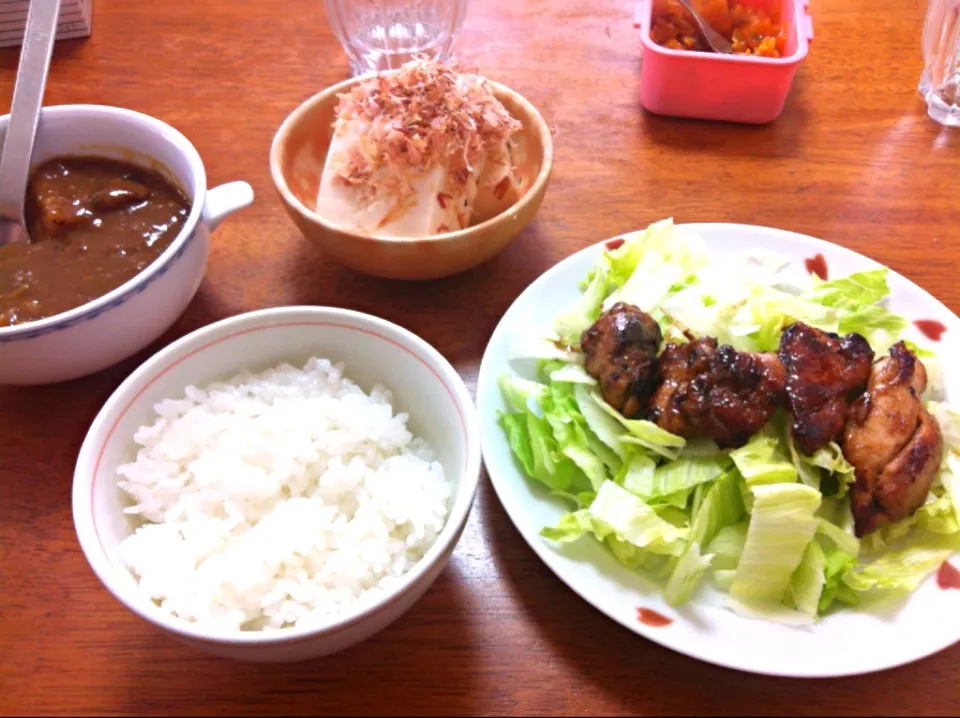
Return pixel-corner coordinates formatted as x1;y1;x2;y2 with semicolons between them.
634;0;814;124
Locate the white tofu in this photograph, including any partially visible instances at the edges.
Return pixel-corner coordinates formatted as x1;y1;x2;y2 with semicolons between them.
316;116;482;238
472;134;529;223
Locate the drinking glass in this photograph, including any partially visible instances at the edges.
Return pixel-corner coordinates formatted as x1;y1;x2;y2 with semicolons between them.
324;0;468;76
920;0;960;126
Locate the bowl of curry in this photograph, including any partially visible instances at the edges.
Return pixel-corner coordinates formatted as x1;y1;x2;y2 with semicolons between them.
2;156;191;327
0;104;254;386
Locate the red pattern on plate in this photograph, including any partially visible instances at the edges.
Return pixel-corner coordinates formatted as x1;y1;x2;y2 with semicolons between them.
914;319;946;342
636;607;673;627
804;253;828;281
937;561;960;590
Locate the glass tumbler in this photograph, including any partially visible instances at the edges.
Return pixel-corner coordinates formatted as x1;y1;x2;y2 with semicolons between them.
324;0;468;76
920;0;960;126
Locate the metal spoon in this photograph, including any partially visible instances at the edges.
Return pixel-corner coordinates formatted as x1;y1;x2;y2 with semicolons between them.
674;0;733;54
0;0;62;246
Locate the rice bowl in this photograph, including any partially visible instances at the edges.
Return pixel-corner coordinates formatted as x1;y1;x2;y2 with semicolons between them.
72;306;480;662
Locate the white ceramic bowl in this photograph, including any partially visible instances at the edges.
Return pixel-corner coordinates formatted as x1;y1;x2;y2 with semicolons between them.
0;104;254;386
72;306;481;662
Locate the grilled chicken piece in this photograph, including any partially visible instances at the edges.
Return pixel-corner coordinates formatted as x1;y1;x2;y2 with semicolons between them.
580;302;663;418
778;322;874;455
843;341;943;537
647;336;717;437
648;337;787;449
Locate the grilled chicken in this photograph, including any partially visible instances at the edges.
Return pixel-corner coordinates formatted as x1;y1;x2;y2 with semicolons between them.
778;322;874;455
646;336;716;436
580;302;663;418
648;337;786;449
843;341;943;537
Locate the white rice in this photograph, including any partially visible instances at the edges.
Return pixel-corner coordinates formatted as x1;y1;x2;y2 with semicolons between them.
115;357;450;632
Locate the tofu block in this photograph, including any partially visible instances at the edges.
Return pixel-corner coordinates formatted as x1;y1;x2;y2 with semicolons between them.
316;116;482;238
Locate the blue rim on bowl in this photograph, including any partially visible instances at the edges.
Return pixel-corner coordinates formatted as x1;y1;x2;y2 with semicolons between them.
0;104;207;344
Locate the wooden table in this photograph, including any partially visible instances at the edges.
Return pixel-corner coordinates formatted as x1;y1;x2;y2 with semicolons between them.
2;0;959;715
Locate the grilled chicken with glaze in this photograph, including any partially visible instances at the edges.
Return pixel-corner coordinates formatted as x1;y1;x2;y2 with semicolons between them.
580;302;663;418
778;322;875;455
648;337;787;449
843;341;943;537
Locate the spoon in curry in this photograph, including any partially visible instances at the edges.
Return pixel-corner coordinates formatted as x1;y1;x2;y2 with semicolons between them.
674;0;733;54
0;0;62;246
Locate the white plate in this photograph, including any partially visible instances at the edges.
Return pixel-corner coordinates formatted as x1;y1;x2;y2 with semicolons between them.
477;223;960;678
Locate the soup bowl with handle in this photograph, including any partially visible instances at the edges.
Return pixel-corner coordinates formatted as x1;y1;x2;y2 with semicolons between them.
0;104;254;386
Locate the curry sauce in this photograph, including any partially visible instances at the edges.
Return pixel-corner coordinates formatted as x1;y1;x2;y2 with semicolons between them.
0;156;191;327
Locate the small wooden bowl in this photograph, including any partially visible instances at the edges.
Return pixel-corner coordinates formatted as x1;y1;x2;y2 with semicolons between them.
269;75;553;280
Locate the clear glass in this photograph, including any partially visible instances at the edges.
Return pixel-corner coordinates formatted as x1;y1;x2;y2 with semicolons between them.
920;0;960;126
324;0;468;76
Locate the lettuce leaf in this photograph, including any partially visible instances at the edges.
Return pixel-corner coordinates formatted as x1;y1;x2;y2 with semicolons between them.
785;430;855;497
549;363;597;385
844;530;960;593
730;434;798;487
817;517;860;558
664;542;713;606
542;480;689;563
617;453;656;497
590;391;686;460
629;456;732;501
572;383;628;461
587;480;689;556
839;306;908;355
602;218;708;292
707;522;748;571
785;540;826;618
801;269;906;353
662;469;745;606
499;411;581;494
730;484;821;604
555;267;609;345
499;375;548;413
818;548;860;612
691;470;746;545
541;382;613;492
805;269;891;309
730;286;840;351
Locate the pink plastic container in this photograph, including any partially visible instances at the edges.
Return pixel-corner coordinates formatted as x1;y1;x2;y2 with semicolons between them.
634;0;814;124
